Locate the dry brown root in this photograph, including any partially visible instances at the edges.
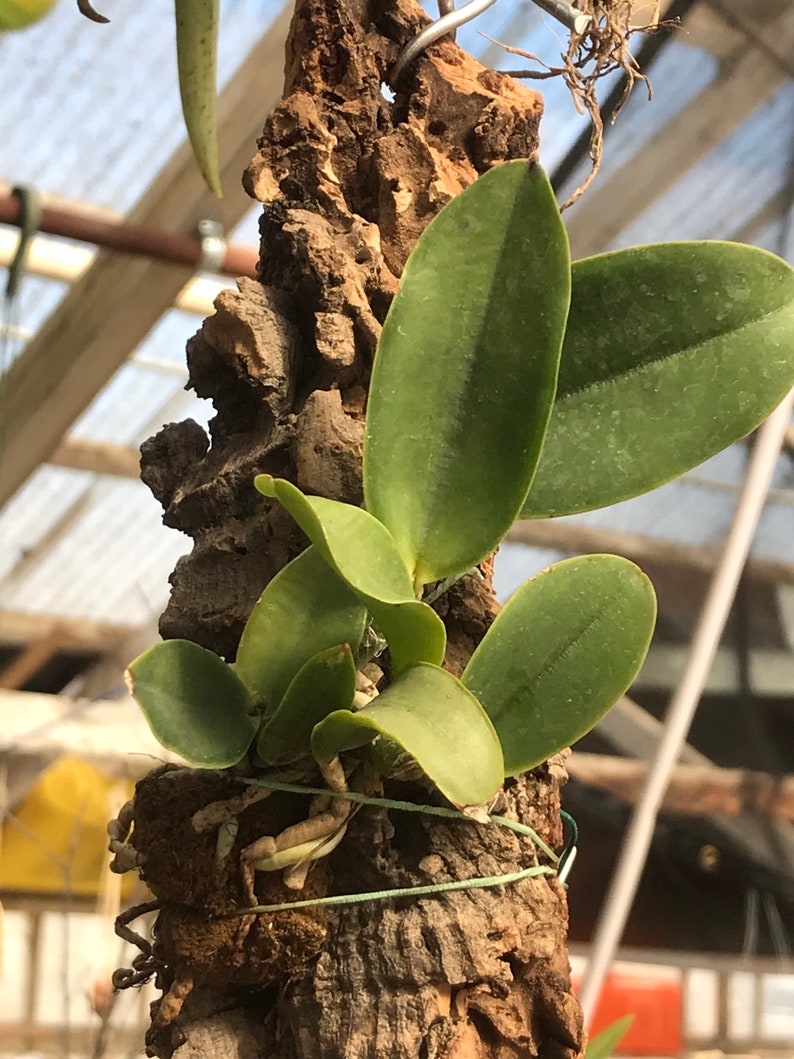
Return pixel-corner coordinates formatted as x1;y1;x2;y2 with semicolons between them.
491;0;676;206
112;900;165;990
108;768;334;1056
149;969;195;1036
108;796;145;873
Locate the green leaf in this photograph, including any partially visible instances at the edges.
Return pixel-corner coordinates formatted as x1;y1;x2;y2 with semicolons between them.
522;242;794;518
257;644;357;765
366;598;446;677
255;476;446;673
236;545;367;714
126;639;255;768
364;160;570;585
311;663;504;808
1;0;59;29
462;556;656;775
175;0;222;197
585;1015;634;1059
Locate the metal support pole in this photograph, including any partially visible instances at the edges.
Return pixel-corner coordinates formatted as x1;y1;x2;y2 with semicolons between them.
0;193;258;279
579;387;794;1024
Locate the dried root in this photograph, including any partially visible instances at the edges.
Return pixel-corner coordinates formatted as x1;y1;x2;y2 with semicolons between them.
112;899;165;990
492;0;677;206
108;796;145;873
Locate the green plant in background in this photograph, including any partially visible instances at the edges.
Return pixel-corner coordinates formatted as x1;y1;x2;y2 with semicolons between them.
127;160;794;814
585;1014;634;1059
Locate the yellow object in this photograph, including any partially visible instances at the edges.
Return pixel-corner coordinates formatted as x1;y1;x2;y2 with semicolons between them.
0;0;58;30
0;756;134;896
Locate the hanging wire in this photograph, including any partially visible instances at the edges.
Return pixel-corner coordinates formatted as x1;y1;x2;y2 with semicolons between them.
390;0;501;85
389;0;590;86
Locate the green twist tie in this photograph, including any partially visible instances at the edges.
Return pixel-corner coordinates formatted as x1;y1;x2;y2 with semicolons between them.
233;777;561;916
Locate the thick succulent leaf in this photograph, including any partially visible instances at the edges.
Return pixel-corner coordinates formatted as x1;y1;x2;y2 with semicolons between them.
236;546;366;714
462;556;656;775
255;476;446;672
126;639;255;768
522;242;794;518
175;0;222;196
365;160;570;585
585;1016;634;1059
256;644;357;765
311;663;504;808
366;598;446;676
1;0;59;29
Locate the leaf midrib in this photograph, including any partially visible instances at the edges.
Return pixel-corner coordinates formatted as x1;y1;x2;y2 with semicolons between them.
557;299;792;406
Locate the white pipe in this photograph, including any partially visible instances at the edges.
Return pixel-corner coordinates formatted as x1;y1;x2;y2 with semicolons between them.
0;227;234;316
579;387;794;1024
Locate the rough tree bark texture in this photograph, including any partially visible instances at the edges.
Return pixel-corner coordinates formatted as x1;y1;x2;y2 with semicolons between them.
137;0;584;1055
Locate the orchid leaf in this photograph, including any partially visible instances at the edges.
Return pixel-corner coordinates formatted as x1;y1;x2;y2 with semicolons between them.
522;242;794;518
462;556;656;774
364;160;570;585
125;639;255;768
236;545;366;714
175;0;222;196
312;663;503;809
257;644;357;765
255;476;446;673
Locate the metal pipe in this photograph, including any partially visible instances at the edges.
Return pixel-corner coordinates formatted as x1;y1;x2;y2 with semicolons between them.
0;193;258;279
531;0;590;34
578;386;794;1025
389;0;501;85
0;228;232;316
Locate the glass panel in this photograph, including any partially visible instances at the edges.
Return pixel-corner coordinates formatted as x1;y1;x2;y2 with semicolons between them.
684;968;719;1040
727;970;755;1039
760;973;794;1040
0;910;32;1021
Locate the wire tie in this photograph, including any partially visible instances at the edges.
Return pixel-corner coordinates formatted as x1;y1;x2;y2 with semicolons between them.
389;0;591;86
228;777;576;915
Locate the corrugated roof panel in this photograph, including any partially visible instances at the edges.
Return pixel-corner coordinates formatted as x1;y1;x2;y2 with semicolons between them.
69;363;187;445
611;79;794;247
755;498;794;565
68;305;221;443
0;465;94;584
0;0;284;211
595;40;719;162
755;211;794;260
0;276;69;369
527;470;793;565
494;541;566;602
555;38;719;198
0;477;188;625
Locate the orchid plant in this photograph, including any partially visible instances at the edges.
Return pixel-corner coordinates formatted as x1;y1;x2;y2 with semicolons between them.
127;161;794;813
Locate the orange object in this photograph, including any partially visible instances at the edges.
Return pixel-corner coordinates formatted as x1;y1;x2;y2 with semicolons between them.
572;964;683;1056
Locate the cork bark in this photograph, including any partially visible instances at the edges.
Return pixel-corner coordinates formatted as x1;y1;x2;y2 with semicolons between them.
136;0;583;1055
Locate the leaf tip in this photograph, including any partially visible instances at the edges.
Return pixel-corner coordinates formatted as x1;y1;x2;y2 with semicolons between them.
254;474;276;497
